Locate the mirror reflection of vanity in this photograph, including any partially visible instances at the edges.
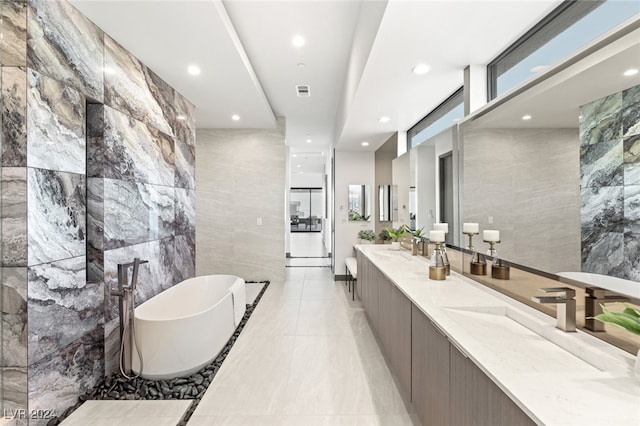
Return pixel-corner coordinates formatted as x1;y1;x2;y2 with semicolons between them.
394;17;640;352
348;184;371;221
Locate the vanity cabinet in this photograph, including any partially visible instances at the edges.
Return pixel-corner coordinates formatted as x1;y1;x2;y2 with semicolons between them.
449;345;535;426
411;305;450;425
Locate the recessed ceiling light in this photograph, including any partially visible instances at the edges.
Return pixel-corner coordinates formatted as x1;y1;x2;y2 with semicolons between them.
187;65;201;76
292;35;305;47
232;114;240;121
522;114;532;120
412;63;431;75
623;68;639;76
306;139;312;143
176;115;186;121
297;165;301;168
378;116;390;123
297;63;306;68
361;141;369;147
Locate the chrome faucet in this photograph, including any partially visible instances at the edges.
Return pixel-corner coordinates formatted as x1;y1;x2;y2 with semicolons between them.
532;287;576;332
584;287;628;332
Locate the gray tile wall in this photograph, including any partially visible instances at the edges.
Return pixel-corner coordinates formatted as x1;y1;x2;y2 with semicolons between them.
1;0;196;421
196;123;285;283
580;85;640;280
462;127;581;274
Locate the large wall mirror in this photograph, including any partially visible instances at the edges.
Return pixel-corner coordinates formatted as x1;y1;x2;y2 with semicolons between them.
459;20;640;284
348;184;371;221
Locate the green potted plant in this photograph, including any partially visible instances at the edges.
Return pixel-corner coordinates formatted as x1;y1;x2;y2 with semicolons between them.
378;229;391;244
411;227;426;255
357;229;375;244
385;225;409;251
592;303;640;380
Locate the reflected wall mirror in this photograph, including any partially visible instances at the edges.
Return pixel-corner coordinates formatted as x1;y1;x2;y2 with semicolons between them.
458;20;640;282
348;184;371;221
379;184;398;222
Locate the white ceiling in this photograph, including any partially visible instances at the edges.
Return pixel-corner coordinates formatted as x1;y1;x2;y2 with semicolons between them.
71;0;568;175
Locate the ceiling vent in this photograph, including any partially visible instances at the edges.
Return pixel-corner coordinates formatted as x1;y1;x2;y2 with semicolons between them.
296;85;311;97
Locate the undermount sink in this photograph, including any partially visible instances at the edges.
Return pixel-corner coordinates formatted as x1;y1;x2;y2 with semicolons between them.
442;305;622;373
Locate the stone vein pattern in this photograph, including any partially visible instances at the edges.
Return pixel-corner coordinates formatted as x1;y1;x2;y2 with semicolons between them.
27;68;86;174
103;179;175;250
173;94;196;189
99;105;175;187
579;84;640;279
87;178;104;283
0;0;27;67
2;66;27;166
28;325;104;426
1;267;28;416
27;256;102;364
27;168;86;266
2;167;27;266
104;34;173;135
27;0;104;102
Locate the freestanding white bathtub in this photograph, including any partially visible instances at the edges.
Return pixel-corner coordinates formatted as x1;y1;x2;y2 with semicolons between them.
131;274;246;380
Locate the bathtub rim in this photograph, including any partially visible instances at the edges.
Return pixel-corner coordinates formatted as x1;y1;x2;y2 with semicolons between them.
134;274;245;323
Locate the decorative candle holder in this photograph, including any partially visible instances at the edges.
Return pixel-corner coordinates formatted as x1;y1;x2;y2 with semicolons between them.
484;239;510;280
465;231;486;275
429;242;447;280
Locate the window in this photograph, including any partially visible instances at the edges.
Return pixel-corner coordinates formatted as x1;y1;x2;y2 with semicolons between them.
489;0;640;99
408;88;464;149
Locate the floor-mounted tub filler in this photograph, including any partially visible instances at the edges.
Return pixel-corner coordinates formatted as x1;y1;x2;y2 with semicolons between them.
113;266;247;380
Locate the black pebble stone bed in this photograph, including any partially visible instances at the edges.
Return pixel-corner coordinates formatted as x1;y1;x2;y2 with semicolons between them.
49;280;271;426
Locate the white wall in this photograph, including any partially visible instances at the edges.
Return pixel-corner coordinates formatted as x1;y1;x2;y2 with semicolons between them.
196;120;286;282
334;150;375;277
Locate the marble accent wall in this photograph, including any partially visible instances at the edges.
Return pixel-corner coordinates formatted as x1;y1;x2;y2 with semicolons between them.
580;85;640;280
462;128;581;274
1;0;196;422
196;123;285;283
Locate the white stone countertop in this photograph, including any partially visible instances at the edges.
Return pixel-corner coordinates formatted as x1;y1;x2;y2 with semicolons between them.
356;244;640;426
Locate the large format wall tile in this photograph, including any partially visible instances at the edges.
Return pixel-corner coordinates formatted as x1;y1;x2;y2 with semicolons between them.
86;104;105;178
581;230;624;277
2;267;27;368
27;256;101;364
173;92;196;189
2;167;27;266
622;85;640;137
27;68;85;174
28;325;103;426
0;0;27;66
624;134;640;185
103;238;174;323
27;0;103;101
175;187;195;236
87;178;104;283
173;234;195;285
579;92;622;146
580;138;623;188
624;231;640;281
103;179;175;250
1;366;27;417
28;168;86;266
624;184;640;234
580;185;624;232
101;105;175;186
103;35;173;135
2;66;27;166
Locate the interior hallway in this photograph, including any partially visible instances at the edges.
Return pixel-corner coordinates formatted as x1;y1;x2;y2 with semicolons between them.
287;232;332;268
188;266;419;425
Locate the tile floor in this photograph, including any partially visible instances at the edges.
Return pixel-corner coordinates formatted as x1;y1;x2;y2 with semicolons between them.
61;400;192;426
188;267;419;426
